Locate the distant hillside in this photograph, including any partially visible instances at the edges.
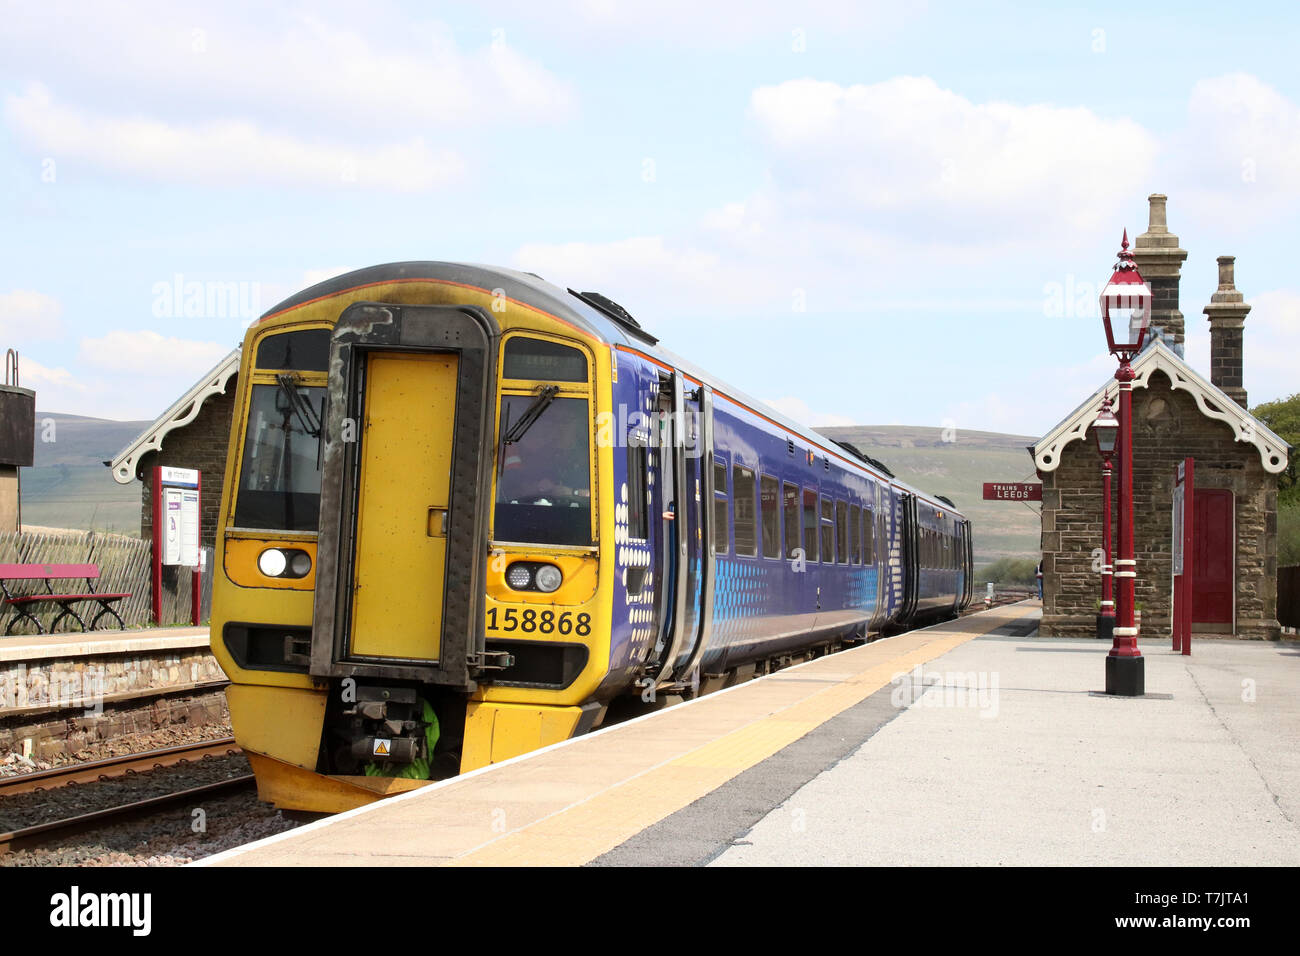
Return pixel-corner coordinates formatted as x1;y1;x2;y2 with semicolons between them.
818;425;1041;568
17;414;1045;563
19;412;149;534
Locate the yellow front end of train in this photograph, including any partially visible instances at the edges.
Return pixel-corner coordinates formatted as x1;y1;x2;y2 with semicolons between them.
210;274;619;812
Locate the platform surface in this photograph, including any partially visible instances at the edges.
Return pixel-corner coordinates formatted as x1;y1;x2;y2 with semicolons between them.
203;605;1300;867
0;626;209;662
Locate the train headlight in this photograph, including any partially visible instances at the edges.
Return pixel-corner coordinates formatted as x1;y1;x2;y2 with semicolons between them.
506;564;533;590
258;548;312;579
289;551;312;577
534;565;563;593
258;548;288;577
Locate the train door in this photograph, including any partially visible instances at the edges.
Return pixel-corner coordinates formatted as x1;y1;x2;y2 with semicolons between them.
349;351;456;660
312;304;496;691
648;372;711;690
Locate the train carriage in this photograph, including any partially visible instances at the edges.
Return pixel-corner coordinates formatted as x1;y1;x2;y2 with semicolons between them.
210;262;972;812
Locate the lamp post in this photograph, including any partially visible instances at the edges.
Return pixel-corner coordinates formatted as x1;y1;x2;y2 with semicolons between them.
1092;396;1118;640
1099;230;1152;696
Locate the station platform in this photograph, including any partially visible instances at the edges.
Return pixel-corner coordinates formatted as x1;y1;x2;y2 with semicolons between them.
202;604;1300;867
0;626;209;664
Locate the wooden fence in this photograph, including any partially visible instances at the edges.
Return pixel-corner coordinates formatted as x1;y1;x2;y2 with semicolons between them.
0;530;212;634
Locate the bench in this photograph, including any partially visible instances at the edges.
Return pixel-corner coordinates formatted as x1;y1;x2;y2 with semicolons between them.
0;563;132;635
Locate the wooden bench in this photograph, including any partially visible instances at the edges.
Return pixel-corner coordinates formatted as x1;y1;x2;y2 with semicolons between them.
0;563;132;635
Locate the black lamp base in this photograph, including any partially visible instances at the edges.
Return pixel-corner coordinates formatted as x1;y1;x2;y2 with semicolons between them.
1105;653;1145;696
1096;614;1115;641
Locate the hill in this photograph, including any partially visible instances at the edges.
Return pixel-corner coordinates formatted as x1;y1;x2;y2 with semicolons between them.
17;415;1045;565
18;412;150;534
817;425;1041;569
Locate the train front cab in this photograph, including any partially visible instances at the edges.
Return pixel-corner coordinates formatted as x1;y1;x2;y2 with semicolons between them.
212;289;621;812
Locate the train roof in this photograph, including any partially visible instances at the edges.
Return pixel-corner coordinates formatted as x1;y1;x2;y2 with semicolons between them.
260;262;966;519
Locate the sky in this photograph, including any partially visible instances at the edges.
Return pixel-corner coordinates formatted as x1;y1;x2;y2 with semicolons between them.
1;0;1298;437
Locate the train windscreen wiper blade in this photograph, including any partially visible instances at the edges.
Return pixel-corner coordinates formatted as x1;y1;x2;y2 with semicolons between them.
503;385;560;445
275;373;322;438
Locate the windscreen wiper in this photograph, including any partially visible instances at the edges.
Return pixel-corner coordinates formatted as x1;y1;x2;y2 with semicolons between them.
275;373;322;438
503;385;559;445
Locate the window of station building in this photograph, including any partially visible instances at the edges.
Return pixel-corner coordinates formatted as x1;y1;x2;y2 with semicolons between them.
783;482;801;559
836;500;849;564
255;328;332;372
626;439;648;541
850;504;862;564
733;465;758;557
863;508;875;565
760;475;780;559
802;488;819;562
713;458;729;554
503;336;588;382
821;496;834;564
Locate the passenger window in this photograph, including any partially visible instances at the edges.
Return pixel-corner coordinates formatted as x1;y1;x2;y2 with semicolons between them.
821;497;834;564
863;508;875;565
836;500;849;564
713;458;729;554
784;482;801;559
733;466;757;557
627;440;648;541
803;488;819;562
760;475;780;559
850;504;861;564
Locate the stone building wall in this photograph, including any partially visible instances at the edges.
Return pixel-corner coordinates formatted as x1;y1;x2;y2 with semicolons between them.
1040;369;1279;640
137;381;238;551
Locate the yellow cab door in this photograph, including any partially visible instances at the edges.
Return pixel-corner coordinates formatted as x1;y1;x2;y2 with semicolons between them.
349;351;458;661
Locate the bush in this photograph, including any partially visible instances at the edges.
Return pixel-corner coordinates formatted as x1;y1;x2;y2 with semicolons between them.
975;557;1038;586
1279;501;1300;567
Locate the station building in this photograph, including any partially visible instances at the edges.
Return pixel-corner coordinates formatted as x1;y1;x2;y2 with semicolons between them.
1031;195;1290;640
109;350;240;550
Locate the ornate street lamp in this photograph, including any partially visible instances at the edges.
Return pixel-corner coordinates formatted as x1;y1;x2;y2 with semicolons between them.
1099;230;1152;695
1092;395;1118;640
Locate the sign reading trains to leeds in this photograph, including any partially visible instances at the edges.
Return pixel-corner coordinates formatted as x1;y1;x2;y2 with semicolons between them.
982;482;1043;501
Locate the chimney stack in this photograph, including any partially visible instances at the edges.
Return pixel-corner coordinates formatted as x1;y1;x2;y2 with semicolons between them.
1204;256;1250;409
1132;194;1189;356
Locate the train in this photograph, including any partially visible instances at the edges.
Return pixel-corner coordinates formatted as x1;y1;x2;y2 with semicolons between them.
209;262;974;813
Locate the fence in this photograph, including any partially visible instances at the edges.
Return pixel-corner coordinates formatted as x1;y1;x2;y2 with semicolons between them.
0;530;212;634
1279;565;1300;630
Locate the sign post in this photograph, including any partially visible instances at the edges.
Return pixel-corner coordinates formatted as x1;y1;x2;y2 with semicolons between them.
1171;458;1194;655
151;466;202;626
982;482;1043;502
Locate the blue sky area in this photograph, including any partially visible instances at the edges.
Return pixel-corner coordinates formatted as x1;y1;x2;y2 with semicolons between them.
1;0;1297;435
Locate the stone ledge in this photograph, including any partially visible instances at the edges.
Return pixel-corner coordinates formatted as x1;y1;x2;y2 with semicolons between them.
0;627;209;663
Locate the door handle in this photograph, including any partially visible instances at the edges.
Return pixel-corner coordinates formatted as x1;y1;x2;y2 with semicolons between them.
427;507;447;537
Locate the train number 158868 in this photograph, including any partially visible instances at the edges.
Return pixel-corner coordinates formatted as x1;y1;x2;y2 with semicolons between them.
487;607;591;636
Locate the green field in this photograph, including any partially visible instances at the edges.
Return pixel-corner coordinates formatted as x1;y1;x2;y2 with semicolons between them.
18;412;149;534
818;425;1042;569
18;414;1044;565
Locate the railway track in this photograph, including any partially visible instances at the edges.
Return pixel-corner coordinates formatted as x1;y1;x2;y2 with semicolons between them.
0;737;254;854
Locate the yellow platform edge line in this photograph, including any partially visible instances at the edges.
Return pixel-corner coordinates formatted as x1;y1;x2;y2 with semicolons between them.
449;606;1033;867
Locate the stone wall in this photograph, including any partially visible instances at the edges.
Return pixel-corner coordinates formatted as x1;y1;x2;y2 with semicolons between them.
1040;369;1279;639
0;646;228;759
137;382;237;551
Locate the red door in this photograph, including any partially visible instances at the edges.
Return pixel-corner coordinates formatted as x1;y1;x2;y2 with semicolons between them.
1192;489;1233;628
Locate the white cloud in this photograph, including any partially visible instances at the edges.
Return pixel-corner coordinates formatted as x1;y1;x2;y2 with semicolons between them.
0;290;64;343
1243;290;1300;406
77;330;231;378
763;396;858;428
1178;74;1300;223
748;75;1157;241
0;4;576;134
513;235;784;315
5;84;463;191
